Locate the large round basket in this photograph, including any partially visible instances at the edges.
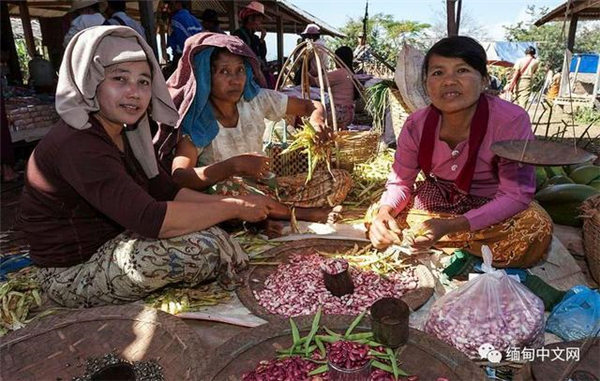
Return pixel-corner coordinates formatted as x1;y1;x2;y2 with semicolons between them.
0;304;205;380
237;238;435;321
582;194;600;283
204;314;486;380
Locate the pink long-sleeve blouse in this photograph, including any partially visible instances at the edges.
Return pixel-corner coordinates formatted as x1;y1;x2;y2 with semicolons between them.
380;95;536;231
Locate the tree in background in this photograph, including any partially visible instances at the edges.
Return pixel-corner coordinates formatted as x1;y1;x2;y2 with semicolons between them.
503;6;564;73
328;13;430;65
504;6;600;71
428;6;489;43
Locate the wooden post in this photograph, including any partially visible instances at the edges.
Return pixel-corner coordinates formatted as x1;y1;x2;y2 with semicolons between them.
276;12;284;66
229;0;239;32
455;0;462;34
18;1;36;56
567;14;578;53
446;0;457;36
0;1;23;83
138;0;158;59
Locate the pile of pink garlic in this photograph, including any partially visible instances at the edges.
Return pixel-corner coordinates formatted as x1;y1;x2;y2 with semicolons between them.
254;252;418;317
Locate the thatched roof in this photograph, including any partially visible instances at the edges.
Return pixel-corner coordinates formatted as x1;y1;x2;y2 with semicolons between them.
7;0;345;37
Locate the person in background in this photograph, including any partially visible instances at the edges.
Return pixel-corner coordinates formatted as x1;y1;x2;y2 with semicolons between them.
28;53;57;94
104;0;145;38
546;70;561;101
232;2;267;66
233;2;276;87
368;36;552;268
310;46;357;129
63;0;106;47
166;0;203;67
508;46;540;108
300;23;329;76
200;9;224;34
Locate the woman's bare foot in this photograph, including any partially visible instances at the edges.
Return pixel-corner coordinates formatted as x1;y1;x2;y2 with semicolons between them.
327;205;344;224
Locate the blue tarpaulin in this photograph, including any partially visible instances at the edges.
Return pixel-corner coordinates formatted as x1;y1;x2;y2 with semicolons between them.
484;41;537;66
570;53;599;74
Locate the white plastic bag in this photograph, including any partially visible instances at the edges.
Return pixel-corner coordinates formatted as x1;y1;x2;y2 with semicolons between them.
424;246;545;358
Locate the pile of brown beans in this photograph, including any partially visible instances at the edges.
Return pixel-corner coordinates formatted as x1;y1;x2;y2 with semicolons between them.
241;356;323;380
328;340;370;370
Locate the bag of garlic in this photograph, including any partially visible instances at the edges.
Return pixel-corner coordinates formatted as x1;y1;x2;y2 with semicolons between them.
424;246;545;359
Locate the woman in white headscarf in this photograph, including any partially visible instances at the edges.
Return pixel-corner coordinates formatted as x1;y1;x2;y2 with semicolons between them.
19;26;275;308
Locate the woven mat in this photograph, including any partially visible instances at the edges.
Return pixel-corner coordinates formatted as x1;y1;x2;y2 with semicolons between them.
1;304;206;380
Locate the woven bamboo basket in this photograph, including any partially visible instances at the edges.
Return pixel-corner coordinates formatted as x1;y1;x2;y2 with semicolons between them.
581;194;600;283
277;169;353;208
389;89;410;138
0;304;205;380
335;130;380;170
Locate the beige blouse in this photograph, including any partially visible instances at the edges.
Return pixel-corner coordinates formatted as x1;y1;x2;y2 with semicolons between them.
192;89;288;165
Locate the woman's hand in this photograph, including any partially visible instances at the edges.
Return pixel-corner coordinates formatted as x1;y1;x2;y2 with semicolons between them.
227;153;270;179
410;217;470;249
286;98;332;142
310;117;333;143
368;206;402;250
232;195;271;222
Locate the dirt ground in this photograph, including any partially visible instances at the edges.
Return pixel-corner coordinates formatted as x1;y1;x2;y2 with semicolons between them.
529;102;600;160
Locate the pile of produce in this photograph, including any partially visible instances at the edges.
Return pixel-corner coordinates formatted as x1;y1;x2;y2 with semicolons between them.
6;96;60;131
534;163;600;226
241;356;321;380
319;244;413;276
253;251;418;317
364;80;396;133
0;268;46;336
345;149;395;207
144;283;231;315
231;230;281;257
281;119;335;182
424;248;545;358
320;258;349;275
242;309;450;381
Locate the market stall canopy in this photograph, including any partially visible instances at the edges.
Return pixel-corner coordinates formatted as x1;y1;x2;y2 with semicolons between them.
482;41;537;67
534;0;600;26
6;0;345;37
5;1;159;19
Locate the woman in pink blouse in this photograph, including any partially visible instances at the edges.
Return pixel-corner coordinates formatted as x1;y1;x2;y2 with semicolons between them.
368;36;552;268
